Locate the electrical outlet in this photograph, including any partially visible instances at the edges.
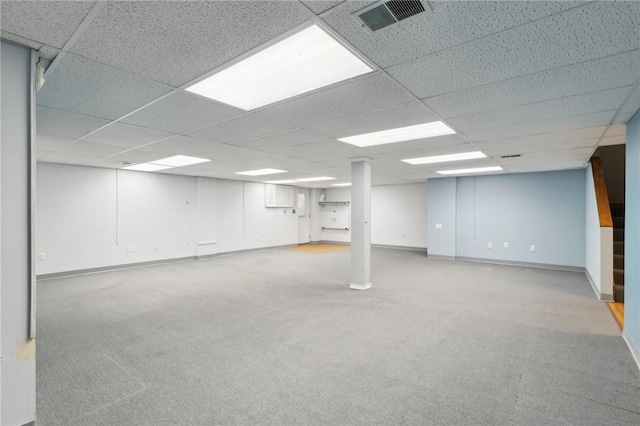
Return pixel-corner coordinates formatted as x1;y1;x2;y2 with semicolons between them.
435;223;443;229
37;253;45;261
131;245;136;252
487;242;492;249
530;245;536;252
504;242;509;248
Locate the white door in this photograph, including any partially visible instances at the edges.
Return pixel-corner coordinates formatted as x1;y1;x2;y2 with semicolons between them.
298;190;310;244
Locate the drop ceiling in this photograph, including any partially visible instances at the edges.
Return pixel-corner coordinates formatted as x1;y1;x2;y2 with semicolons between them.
2;0;639;187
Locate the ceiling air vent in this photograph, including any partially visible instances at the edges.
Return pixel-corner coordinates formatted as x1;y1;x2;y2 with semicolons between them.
118;161;134;166
355;1;430;33
500;154;522;159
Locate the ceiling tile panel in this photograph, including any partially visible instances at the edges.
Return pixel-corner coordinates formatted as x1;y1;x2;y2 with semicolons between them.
472;127;608;151
37;54;173;120
388;2;640;98
121;91;244;134
36;134;75;152
56;141;126;158
235;152;292;166
82;123;174;148
378;142;481;161
463;111;617;142
482;138;599;158
301;1;345;15
39;152;102;167
37;106;110;139
0;1;95;48
93;150;169;168
322;0;582;68
186;114;291;144
303;101;439;139
257;72;414;127
271;140;375;163
448;87;632;132
604;124;626;137
143;135;222;155
232;129;329;151
502;162;586;174
188;144;260;161
68;1;312;87
424;50;640;118
496;147;595;165
368;134;468;155
599;135;626;147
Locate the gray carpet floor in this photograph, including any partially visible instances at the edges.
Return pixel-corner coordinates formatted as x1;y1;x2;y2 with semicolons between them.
36;248;640;425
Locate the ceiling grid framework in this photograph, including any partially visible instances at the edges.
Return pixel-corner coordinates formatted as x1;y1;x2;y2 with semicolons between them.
0;0;638;186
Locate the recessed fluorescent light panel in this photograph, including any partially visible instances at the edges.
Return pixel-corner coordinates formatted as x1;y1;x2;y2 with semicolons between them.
339;121;455;147
402;151;486;165
295;177;336;182
437;166;503;175
331;183;351;187
151;155;211;167
263;179;297;184
235;168;288;176
185;24;373;110
123;163;174;172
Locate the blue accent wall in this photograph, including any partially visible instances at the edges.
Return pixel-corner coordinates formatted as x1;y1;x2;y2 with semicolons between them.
427;170;586;268
426;178;457;257
625;111;640;354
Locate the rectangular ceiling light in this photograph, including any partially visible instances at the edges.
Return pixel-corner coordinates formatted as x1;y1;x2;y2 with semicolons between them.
235;168;287;176
402;151;486;165
185;24;373;110
339;121;455;147
263;179;297;184
151;155;211;167
437;166;503;175
331;183;351;187
123;163;174;172
295;176;336;182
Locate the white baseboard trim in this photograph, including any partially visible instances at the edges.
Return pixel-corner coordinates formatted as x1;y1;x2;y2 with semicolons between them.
37;256;197;280
622;328;640;372
585;269;614;301
349;283;372;290
427;254;456;261
455;256;585;272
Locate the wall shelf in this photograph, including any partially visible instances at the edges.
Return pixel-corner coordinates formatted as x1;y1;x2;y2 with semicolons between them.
319;201;350;206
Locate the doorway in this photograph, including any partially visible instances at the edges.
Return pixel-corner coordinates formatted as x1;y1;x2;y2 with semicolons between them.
298;189;310;244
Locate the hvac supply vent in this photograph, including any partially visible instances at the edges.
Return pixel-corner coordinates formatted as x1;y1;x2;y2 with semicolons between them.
118;161;134;166
500;154;522;159
355;0;430;33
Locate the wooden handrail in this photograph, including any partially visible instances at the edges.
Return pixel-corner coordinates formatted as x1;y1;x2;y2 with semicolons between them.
590;157;613;227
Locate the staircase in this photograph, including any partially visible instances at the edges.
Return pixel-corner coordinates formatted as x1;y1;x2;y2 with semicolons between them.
612;203;625;302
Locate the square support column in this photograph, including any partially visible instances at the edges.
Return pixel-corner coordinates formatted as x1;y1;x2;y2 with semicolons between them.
350;158;371;290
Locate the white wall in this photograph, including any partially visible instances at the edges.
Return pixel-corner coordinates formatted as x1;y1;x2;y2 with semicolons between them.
196;177;217;257
372;183;428;248
36;164;300;275
584;164;613;299
320;183;428;249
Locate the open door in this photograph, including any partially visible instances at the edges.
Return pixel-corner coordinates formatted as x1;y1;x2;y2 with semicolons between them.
298;189;310;244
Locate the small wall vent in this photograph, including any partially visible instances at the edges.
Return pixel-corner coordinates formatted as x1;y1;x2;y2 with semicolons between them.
354;0;430;33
